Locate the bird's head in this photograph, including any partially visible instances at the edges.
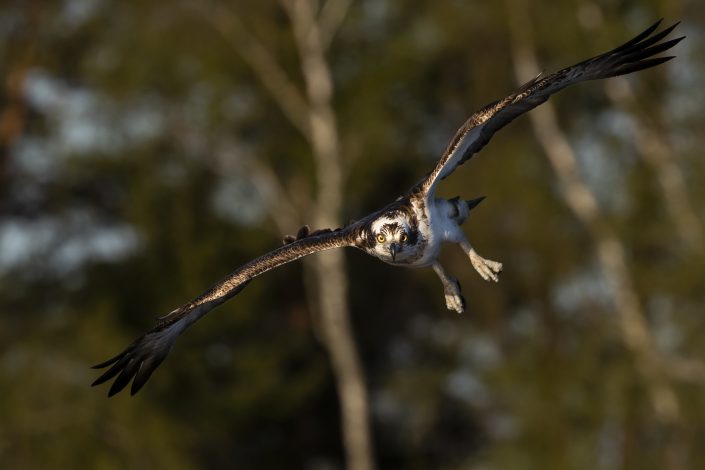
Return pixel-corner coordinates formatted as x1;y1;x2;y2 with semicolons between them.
368;211;419;263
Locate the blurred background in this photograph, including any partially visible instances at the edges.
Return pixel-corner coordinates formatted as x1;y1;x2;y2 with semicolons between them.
1;0;704;469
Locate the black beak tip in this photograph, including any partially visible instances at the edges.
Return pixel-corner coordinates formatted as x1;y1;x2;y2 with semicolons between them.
389;244;400;261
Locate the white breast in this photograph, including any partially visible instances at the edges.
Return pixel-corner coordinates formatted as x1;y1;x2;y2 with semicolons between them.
408;198;464;267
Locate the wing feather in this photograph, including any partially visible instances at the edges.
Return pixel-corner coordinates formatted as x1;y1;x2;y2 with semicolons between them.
92;226;360;396
416;20;682;197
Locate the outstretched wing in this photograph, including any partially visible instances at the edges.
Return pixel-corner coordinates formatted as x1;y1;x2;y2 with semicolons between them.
415;19;682;198
92;226;360;396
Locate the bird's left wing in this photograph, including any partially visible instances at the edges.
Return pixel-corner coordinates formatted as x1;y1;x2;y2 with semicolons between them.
92;226;360;396
415;20;682;198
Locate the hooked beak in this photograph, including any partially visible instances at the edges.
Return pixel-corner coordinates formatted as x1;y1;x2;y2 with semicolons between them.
389;243;400;261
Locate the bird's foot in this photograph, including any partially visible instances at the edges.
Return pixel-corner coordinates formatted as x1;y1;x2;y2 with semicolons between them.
469;251;503;282
443;277;466;314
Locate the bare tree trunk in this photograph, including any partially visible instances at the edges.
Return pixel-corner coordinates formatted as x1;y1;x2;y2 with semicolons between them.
196;2;374;468
505;2;685;467
283;3;375;469
573;10;703;250
603;77;704;250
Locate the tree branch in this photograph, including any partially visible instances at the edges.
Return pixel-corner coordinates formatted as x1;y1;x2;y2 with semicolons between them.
505;0;681;428
604;77;704;249
282;2;375;469
191;2;312;140
318;0;353;51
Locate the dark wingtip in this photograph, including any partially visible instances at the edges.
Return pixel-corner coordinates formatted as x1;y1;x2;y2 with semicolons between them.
645;18;664;35
91;321;183;396
662;20;681;34
91;353;123;370
91;360;125;387
91;373;113;388
609;18;677;57
91;350;130;387
598;20;682;79
131;378;147;396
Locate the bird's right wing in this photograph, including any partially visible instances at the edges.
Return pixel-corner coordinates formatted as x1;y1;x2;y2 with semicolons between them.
92;225;361;396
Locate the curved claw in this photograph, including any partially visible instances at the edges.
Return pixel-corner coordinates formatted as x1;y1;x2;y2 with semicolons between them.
445;290;466;314
469;252;503;283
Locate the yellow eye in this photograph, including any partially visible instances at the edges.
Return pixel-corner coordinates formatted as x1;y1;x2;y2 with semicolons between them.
400;233;408;242
376;234;386;243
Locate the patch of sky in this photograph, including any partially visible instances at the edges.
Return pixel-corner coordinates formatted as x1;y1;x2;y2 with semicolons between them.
420;112;459;161
372;390;405;424
22;69;165;157
0;5;23;38
10;137;58;183
59;0;105;30
185;81;214;128
360;0;390;40
221;88;259;123
445;369;490;407
666;23;703;150
0;211;141;279
211;175;269;226
430;317;460;345
486;411;519;440
648;295;682;354
388;337;415;367
458;334;501;370
551;264;612;316
597;415;623;470
573;109;634;214
508;306;538;337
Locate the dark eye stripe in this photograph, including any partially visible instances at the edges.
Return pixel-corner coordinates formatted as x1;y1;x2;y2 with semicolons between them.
382;223;400;234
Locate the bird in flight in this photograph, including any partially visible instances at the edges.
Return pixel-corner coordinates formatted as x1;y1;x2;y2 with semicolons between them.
93;20;682;396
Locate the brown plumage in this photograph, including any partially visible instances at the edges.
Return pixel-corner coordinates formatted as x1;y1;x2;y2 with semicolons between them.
92;226;364;396
415;20;682;196
93;20;681;396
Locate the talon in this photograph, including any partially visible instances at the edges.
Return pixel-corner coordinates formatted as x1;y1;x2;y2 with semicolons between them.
433;263;467;314
442;276;465;313
469;252;503;283
445;293;465;314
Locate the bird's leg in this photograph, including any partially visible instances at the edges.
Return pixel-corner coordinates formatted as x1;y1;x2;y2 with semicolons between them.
459;239;502;282
432;262;466;314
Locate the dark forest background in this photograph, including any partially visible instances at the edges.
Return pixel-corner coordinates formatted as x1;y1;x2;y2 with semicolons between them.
1;0;704;469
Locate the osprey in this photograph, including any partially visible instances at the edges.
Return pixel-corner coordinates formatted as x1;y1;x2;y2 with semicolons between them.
93;20;682;396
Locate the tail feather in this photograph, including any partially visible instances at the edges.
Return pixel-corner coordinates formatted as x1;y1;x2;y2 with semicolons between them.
466;196;486;211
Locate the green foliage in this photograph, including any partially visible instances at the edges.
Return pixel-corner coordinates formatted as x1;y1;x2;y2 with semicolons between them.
1;0;704;468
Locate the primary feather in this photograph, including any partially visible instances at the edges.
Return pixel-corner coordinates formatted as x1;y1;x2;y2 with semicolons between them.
93;20;681;396
415;19;682;197
92;227;361;395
